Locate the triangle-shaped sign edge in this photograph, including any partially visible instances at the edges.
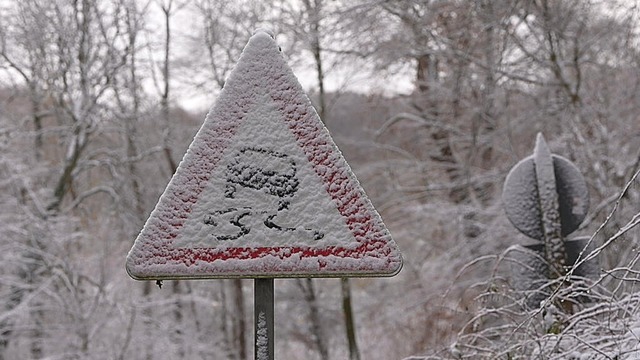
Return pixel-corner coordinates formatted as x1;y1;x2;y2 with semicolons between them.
126;31;403;279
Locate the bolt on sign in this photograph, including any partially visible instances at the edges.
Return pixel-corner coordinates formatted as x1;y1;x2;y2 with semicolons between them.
126;30;403;280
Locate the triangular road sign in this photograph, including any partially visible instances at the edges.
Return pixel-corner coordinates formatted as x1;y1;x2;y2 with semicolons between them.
126;30;402;279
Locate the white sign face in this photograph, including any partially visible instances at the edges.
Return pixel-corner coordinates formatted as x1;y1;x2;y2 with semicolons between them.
173;96;355;249
125;30;402;279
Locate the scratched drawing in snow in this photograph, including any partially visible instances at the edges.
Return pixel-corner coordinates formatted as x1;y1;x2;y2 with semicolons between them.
173;95;355;248
204;146;324;241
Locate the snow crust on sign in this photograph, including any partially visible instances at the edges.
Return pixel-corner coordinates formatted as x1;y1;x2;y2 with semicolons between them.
503;156;543;240
551;156;589;230
503;155;589;240
506;244;549;307
173;95;356;249
125;31;402;279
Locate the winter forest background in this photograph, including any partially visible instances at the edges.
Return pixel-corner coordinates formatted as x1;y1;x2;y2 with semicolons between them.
1;0;640;359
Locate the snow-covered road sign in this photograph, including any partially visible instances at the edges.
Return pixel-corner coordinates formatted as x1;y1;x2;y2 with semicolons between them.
126;30;402;279
502;133;589;241
503;133;591;287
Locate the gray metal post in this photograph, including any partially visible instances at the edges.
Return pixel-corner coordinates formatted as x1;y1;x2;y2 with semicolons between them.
255;278;274;360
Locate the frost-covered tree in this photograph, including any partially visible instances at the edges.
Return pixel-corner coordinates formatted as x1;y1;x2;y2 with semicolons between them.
336;0;640;356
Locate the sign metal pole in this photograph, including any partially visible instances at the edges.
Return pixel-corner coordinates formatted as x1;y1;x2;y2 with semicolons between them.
255;278;274;360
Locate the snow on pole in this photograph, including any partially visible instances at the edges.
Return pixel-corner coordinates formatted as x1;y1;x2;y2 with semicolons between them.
533;133;567;277
255;278;274;360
